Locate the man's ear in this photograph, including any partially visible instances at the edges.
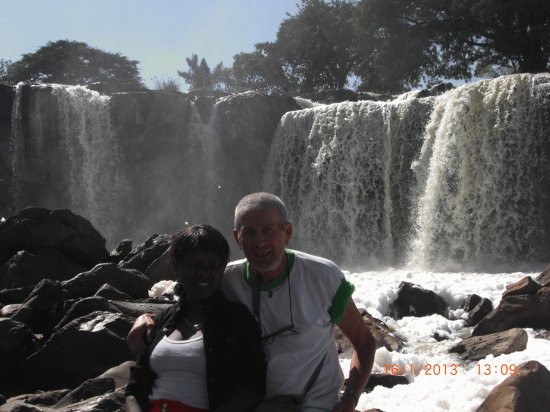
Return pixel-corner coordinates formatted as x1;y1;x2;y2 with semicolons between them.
284;223;292;245
233;229;241;248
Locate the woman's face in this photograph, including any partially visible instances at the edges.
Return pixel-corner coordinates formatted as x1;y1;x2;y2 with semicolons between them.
176;250;226;302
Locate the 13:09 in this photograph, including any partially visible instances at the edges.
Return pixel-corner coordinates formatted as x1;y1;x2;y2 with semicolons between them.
476;363;517;376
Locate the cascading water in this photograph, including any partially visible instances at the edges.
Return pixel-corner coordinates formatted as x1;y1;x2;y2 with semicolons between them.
8;83;124;245
409;74;550;271
264;97;434;267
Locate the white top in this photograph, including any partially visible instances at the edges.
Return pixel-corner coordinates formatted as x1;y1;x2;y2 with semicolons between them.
223;249;351;410
149;335;209;409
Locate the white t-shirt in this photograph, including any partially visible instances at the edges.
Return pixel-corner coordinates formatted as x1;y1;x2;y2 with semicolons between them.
222;249;354;410
149;335;209;409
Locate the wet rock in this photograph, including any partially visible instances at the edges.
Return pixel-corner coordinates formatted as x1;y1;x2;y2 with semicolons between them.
536;265;550;287
0;286;34;305
449;328;528;361
25;311;133;391
107;239;133;264
61;263;149;299
118;234;171;273
462;294;482;312
472;286;550;336
52;377;115;408
468;298;493;326
11;279;66;336
94;283;132;300
364;374;409;391
0;248;85;289
335;310;403;354
502;276;542;298
390;281;447;319
0;319;35;394
144;248;176;287
54;297;123;331
477;360;550;412
0;208;108;268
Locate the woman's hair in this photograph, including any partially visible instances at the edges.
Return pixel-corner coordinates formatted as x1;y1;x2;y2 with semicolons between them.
169;224;230;268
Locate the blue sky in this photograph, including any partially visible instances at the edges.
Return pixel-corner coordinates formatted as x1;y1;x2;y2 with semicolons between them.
1;0;299;89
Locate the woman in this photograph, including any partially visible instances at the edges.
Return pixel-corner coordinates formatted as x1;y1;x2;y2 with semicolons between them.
125;224;266;412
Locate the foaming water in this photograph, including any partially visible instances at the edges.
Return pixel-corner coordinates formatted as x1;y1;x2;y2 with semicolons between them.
264;98;433;265
341;268;550;412
409;74;550;270
8;83;124;244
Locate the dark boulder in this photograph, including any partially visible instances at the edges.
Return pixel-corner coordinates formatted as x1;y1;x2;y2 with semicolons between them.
502;276;542;298
61;263;149;299
390;281;447;319
468;298;493;326
462;294;482;312
25;311;134;391
0;319;36;395
52;377;115;408
118;234;171;273
0;208;108;268
472;287;550;336
11;279;66;336
449;328;528;361
144;248;176;287
94;283;132;301
477;360;550;412
53;297;123;331
0;286;34;305
107;239;133;264
0;248;85;290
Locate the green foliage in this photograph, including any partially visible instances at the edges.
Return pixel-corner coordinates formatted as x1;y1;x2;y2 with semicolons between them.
9;40;144;89
177;54;232;92
354;0;550;92
152;76;181;92
231;0;357;95
0;59;14;84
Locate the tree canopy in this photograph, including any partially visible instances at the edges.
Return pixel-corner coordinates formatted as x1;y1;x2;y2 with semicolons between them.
353;0;550;92
177;54;232;92
9;40;143;89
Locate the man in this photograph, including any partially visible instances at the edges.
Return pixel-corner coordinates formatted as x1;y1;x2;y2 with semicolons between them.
127;193;376;412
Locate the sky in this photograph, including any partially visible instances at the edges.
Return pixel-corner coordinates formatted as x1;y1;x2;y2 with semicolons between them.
0;0;299;89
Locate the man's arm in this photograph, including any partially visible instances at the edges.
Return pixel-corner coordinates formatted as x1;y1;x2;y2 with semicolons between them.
126;313;156;356
333;298;376;412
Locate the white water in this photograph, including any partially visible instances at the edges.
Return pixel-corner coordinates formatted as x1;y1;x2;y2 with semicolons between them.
8;84;124;243
339;268;550;412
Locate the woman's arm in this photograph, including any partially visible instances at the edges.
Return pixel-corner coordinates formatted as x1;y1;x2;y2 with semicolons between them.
125;395;143;412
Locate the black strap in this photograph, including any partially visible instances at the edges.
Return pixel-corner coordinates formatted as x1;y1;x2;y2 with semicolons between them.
251;266;261;322
303;352;327;395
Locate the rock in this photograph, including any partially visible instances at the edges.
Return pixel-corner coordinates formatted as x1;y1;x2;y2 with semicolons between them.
449;328;528;361
144;248;176;287
3;389;70;407
462;294;482;312
0;208;108;268
107;239;133;264
364;374;409;391
52;377;115;408
118;234;171;273
477;360;550;412
536;265;550;287
61;263;149;299
472;287;550;336
0;248;85;289
11;279;66;336
390;281;447;319
0;286;34;305
468;298;493;326
0;319;36;395
0;303;22;317
25;311;134;391
96;360;134;389
53;297;123;331
335;309;403;354
94;283;132;300
502;276;541;298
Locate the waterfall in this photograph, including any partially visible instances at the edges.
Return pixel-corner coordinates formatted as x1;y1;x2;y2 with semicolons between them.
408;74;550;271
8;84;124;245
264;97;434;267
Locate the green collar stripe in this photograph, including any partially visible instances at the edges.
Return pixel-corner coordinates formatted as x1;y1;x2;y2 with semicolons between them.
328;278;355;324
244;250;295;290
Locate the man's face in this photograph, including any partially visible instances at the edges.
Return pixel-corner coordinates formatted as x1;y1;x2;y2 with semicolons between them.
233;207;292;274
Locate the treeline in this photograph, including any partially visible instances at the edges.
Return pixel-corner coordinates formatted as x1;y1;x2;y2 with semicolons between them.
2;0;549;94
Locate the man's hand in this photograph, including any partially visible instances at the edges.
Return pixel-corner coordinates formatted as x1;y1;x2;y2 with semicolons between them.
331;395;360;412
126;313;156;355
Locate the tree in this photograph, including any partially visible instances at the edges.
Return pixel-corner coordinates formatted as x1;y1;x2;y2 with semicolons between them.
232;44;294;94
177;54;232;92
152;76;181;92
231;0;357;95
9;40;144;89
0;59;14;84
354;0;550;92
